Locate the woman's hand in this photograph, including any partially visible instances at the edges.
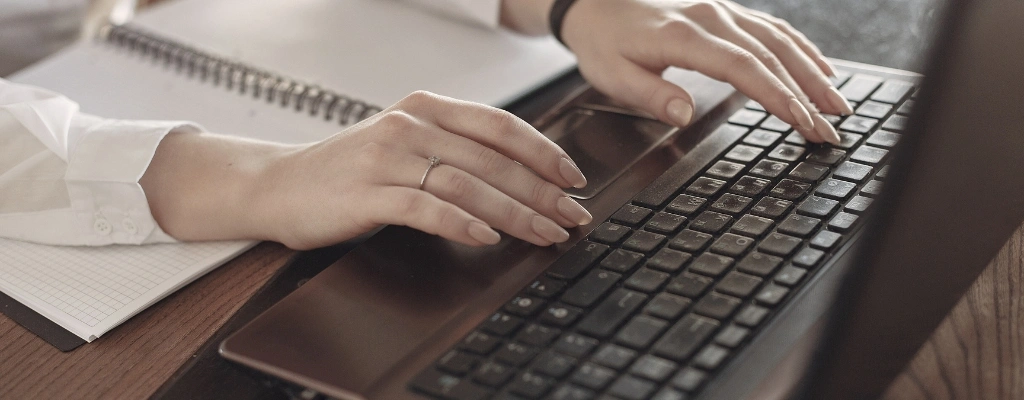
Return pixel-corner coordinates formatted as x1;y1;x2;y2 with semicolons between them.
141;92;592;250
502;0;853;144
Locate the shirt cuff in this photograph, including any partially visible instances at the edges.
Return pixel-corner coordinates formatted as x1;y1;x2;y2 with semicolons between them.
64;115;202;245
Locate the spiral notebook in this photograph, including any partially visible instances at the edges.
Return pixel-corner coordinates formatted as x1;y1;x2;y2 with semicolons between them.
2;0;576;350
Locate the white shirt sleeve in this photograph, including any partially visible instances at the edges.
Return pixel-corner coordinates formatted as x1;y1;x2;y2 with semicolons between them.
394;0;502;29
0;78;201;246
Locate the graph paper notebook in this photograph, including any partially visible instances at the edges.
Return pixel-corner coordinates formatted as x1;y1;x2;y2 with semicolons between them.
2;0;575;350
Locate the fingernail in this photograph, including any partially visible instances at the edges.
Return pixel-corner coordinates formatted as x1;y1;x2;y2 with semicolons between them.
559;157;587;189
821;57;839;78
666;98;694;127
468;221;501;245
813;113;842;145
532;215;570;243
557;196;593;226
825;86;854;115
788;98;815;131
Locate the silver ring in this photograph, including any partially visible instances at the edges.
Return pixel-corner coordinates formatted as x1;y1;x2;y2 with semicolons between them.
419;156;441;190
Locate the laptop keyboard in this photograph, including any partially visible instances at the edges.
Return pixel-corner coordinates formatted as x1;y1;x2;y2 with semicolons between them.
409;71;915;400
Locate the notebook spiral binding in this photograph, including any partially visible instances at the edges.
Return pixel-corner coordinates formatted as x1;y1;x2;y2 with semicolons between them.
98;24;384;126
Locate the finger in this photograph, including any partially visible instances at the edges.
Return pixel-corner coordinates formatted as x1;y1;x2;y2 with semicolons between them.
367;186;501;246
422;164;570;246
395;122;593;228
728;11;853;116
660;25;816;135
726;3;838;78
589;58;697;128
395;91;588;190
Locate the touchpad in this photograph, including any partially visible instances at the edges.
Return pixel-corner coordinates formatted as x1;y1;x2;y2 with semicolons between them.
544;108;678;199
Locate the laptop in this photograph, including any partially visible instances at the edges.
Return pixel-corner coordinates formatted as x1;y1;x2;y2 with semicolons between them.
219;0;1024;398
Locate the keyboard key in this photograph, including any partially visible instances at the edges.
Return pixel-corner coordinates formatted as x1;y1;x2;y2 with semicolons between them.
715;325;750;348
592;344;638;370
600;249;645;273
710;193;754;215
648;248;693;272
412;369;487;399
689;211;733;234
615;315;669;349
526;277;566;300
809;230;843;250
774;265;808;286
728;109;767;126
689;253;734;277
438;350;482;375
560;269;621;307
815;178;858;200
724;145;764;162
856;101;893;119
460;331;501;355
838;115;877;134
693;344;730;370
666;272;713;298
549;384;593;400
653;314;719;361
833;161;873;183
706;160;745;179
839;74;883;102
828;212;860;232
517;324;560;346
850;146;888;164
729;175;771;197
789;162;830;182
589;223;631;245
830;70;853;87
836;132;863;149
653;388;688;400
759;115;793;132
531;351;577;378
871;79;914;103
755;284;791;306
672;367;708;392
666;194;707;216
731;214;774;237
716;271;763;298
547;242;609;280
576;289;647;338
505;295;545;317
861;180;884;196
734;305;770;327
625;268;671;293
736;251;784;276
607;375;657;400
877;165;890;179
759;233;803;257
554;333;599;358
767;144;805;162
749;159;789;179
481;313;524;336
508;372;552;398
645;212;687;234
686;177;728;197
882;114;909;131
792;247;825;268
805;147;846;166
751;197;793;218
630;355;678;383
693;292;742;319
644;293;692;320
784;131;807;146
570;362;616;390
897;99;915;115
709;233;755;257
744;100;765;111
669;229;713;252
611;204;653;227
493;342;537;366
623;230;667;253
744;128;783;146
778;213;821;237
845;195;873;213
539;303;583;327
473;361;515;387
771;179;812;200
797;196;839;218
866;130;901;148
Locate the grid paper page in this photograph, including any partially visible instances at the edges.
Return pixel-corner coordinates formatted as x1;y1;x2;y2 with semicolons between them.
0;238;253;341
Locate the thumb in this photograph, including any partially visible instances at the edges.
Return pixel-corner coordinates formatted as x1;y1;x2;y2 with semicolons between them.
594;61;697;127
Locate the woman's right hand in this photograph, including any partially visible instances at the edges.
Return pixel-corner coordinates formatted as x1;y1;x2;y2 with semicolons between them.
143;91;592;250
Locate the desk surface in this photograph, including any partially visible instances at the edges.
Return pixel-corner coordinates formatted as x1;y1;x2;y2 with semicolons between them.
3;0;1023;399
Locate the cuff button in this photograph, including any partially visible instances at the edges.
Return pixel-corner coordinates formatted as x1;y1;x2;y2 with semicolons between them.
122;218;138;235
94;219;112;236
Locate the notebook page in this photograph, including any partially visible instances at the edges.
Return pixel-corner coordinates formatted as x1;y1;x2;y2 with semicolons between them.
0;239;252;341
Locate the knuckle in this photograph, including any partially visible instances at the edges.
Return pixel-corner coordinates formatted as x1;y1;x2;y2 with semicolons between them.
528;179;556;207
475;147;507;177
684;2;723;20
434;206;462;234
355;142;387;168
377;110;418;132
659;19;698;43
483;107;522;138
443;169;477;200
498;201;525;228
726;47;760;70
400;90;437;108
